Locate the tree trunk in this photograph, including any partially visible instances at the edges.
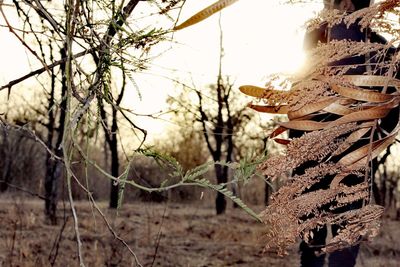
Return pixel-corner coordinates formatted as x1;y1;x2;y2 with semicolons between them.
396;207;400;221
44;46;67;224
265;181;271;206
381;171;387;207
215;164;228;214
232;182;239;208
108;107;120;209
215;193;226;214
109;136;119;208
0;158;12;192
98;100;120;209
44;153;62;224
0;128;11;192
372;180;382;206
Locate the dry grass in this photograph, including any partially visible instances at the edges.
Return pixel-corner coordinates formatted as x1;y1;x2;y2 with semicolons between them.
0;198;399;267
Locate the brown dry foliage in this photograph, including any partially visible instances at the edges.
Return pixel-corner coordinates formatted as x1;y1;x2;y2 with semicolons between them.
240;0;400;255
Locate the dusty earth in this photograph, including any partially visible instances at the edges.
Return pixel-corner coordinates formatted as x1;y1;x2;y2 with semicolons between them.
0;198;399;267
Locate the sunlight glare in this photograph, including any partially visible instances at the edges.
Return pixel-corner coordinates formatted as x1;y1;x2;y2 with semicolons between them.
166;0;321;85
122;0;322;140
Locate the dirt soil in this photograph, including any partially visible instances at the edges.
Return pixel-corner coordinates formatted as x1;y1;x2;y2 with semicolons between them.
0;199;399;267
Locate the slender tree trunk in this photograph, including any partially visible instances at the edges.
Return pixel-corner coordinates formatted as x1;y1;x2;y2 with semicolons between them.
44;46;57;223
109;135;119;208
108;108;120;209
98;100;121;209
215;164;228;214
381;168;387;207
388;180;395;210
0;128;24;192
44;46;67;224
396;207;400;221
44;155;62;224
0;128;11;192
265;182;271;206
372;181;381;205
262;138;270;206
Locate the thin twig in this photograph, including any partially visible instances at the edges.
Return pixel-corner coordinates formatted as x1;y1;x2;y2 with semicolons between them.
150;204;168;267
48;216;70;266
66;170;85;266
7;220;18;267
68;169;143;267
0;180;47;200
0;121;63;162
0;4;51;77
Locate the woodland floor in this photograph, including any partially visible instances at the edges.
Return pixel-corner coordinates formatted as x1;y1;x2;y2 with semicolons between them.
0;199;399;267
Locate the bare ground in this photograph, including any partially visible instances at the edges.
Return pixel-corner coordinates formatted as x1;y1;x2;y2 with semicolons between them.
0;199;399;267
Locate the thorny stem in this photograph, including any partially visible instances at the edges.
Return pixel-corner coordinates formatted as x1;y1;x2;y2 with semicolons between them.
70;0;144;129
77;147;199;192
63;0;85;266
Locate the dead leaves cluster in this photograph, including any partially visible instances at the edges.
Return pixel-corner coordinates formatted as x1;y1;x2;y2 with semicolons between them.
241;74;400;254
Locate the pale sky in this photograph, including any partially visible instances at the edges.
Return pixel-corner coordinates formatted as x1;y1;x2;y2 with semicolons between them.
126;0;322;137
0;0;322;140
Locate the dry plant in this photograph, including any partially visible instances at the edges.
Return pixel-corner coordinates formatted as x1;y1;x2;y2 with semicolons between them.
174;0;400;256
240;1;400;255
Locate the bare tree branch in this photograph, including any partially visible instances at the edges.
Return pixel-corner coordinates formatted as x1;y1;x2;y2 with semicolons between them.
0;4;51;79
0;48;96;91
0;180;47;200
